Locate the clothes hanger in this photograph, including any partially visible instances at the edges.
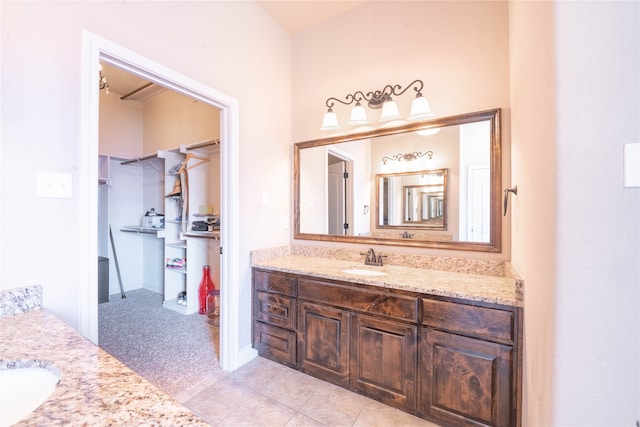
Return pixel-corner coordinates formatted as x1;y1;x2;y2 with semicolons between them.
178;152;209;173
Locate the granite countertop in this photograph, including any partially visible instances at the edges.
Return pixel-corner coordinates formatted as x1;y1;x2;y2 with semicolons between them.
0;309;208;426
252;255;523;307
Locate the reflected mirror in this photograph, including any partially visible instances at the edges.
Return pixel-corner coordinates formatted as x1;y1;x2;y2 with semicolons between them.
377;169;447;229
294;109;501;252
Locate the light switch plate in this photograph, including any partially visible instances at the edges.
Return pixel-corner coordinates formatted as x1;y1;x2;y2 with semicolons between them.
37;171;73;198
624;143;640;188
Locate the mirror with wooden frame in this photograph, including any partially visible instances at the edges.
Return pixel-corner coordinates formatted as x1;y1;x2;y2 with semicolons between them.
294;109;502;252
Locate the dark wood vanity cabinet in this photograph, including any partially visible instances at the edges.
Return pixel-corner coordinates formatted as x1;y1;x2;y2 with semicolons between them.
419;298;519;426
252;268;522;427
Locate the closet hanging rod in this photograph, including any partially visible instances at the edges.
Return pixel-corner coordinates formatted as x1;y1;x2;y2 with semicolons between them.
120;153;159;165
185;139;220;150
120;82;155;101
119;139;219;166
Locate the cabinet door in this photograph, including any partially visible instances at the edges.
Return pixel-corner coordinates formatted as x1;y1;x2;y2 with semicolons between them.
420;328;513;426
351;314;417;411
298;301;350;386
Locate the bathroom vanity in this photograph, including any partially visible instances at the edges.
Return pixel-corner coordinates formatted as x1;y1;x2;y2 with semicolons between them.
252;253;523;427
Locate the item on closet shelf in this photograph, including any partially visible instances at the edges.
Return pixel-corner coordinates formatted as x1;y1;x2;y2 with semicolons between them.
199;205;214;215
206;217;220;231
166;257;186;269
177;291;187;306
141;208;164;228
166;180;181;197
198;265;216;315
192;221;208;231
168;159;186;175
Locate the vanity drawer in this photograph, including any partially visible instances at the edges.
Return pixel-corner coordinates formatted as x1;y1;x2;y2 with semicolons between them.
255;291;297;330
254;270;297;297
299;278;419;323
253;322;297;367
422;298;514;343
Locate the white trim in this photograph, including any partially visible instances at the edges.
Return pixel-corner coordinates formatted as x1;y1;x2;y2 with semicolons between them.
80;31;241;371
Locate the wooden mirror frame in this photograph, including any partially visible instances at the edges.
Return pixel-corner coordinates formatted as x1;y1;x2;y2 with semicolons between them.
293;108;502;252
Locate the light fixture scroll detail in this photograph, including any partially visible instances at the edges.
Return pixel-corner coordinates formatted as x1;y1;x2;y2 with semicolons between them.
99;65;110;94
321;79;433;130
382;150;434;164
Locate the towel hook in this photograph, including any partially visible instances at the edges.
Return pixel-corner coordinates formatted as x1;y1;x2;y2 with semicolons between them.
503;186;518;216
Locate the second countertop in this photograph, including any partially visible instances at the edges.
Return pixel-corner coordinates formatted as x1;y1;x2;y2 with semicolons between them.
0;309;208;426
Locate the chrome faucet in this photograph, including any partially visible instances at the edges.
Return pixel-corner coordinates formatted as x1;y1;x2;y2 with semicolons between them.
362;248;385;266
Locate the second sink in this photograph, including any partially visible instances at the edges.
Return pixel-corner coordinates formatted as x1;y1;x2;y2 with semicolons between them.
0;364;60;426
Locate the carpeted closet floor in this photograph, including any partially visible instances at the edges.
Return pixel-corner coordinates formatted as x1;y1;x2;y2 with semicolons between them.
98;289;220;396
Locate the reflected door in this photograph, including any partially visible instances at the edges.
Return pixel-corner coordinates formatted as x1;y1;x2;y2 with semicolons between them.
468;166;490;242
328;160;346;235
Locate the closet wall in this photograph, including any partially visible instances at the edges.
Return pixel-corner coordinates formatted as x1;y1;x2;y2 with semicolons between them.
99;85;221;301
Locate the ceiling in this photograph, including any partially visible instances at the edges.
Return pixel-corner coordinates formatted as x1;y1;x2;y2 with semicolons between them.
100;1;367;98
256;0;368;34
99;63;165;101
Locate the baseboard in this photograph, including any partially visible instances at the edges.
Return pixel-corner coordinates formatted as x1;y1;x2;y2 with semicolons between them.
235;345;258;370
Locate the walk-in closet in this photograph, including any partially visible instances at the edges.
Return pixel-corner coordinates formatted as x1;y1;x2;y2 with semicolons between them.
96;62;222;395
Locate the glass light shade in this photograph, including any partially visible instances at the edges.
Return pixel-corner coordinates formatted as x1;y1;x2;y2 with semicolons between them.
348;104;368;125
320;111;340;130
379;99;401;122
407;95;433;121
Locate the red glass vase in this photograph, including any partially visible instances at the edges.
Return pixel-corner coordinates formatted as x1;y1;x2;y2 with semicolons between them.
198;265;216;314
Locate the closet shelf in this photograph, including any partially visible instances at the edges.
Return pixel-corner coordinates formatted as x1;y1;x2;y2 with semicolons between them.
184;231;220;240
166;266;187;274
121;226;161;234
166;242;187;249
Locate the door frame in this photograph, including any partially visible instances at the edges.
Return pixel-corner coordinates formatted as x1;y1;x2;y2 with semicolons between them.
79;31;241;371
325;147;354;236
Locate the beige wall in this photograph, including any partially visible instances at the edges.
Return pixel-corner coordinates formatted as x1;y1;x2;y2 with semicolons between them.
509;2;557;425
98;92;144;158
143;91;220;153
291;0;511;260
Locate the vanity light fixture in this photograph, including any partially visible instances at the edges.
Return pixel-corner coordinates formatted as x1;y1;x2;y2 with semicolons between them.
99;65;109;94
321;79;433;130
382;150;433;164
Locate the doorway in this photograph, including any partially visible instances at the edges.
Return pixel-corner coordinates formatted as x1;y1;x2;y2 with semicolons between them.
327;150;354;236
80;32;241;373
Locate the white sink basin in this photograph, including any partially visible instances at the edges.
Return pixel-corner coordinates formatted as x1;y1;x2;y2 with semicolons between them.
0;366;59;426
342;268;387;277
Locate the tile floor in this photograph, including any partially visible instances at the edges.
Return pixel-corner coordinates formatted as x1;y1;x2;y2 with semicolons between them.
174;356;439;427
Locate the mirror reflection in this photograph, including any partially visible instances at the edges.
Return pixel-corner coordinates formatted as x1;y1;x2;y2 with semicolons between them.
294;109;501;252
377;169;447;229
